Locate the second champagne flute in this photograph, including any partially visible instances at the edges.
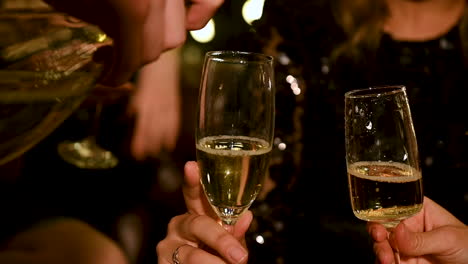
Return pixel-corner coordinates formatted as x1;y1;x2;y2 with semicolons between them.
344;85;424;263
196;51;275;226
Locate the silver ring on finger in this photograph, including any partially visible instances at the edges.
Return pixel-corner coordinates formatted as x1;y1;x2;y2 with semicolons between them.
172;244;190;264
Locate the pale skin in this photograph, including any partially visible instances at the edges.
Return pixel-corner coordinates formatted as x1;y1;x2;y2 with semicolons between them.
130;48;181;160
156;161;251;264
383;0;466;41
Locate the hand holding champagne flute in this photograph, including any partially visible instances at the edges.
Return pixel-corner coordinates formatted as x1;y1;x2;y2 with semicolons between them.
344;85;423;263
195;51;275;227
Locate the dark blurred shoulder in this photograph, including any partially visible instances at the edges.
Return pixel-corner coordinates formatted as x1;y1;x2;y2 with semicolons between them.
251;0;342;64
255;1;337;39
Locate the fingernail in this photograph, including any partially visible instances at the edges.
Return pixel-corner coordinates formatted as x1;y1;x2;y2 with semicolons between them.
228;247;247;264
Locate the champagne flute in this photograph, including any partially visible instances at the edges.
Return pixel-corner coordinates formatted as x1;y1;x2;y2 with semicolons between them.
344;85;423;263
0;8;109;166
195;51;275;226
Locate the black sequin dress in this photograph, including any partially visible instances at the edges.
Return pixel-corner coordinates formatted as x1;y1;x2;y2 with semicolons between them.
241;1;468;263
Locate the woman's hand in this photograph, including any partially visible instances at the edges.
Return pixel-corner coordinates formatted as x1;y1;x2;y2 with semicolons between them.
156;161;251;264
367;196;468;264
129;49;181;160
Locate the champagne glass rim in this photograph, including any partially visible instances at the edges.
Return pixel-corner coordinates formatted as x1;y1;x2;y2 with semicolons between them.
205;50;273;63
345;85;406;98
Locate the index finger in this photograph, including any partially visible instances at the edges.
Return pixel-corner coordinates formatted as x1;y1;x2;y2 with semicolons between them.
178;213;249;264
366;222;389;242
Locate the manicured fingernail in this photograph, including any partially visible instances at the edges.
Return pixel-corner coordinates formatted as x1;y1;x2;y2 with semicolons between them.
228;247;247;264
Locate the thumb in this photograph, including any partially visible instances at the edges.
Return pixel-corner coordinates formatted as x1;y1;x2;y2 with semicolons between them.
182;161;204;213
392;222;454;257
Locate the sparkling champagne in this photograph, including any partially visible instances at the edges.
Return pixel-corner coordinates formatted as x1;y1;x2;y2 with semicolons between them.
348;161;423;227
196;135;271;225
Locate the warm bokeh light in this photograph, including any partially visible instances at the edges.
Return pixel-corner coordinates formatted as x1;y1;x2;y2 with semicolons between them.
242;0;265;25
189;19;215;43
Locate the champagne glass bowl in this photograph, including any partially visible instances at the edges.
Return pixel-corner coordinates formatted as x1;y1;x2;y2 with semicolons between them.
344;85;423;263
195;51;275;226
0;7;109;165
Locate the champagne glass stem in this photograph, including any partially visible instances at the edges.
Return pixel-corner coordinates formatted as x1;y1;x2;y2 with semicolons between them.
222;222;235;233
88;101;103;141
57;100;119;169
